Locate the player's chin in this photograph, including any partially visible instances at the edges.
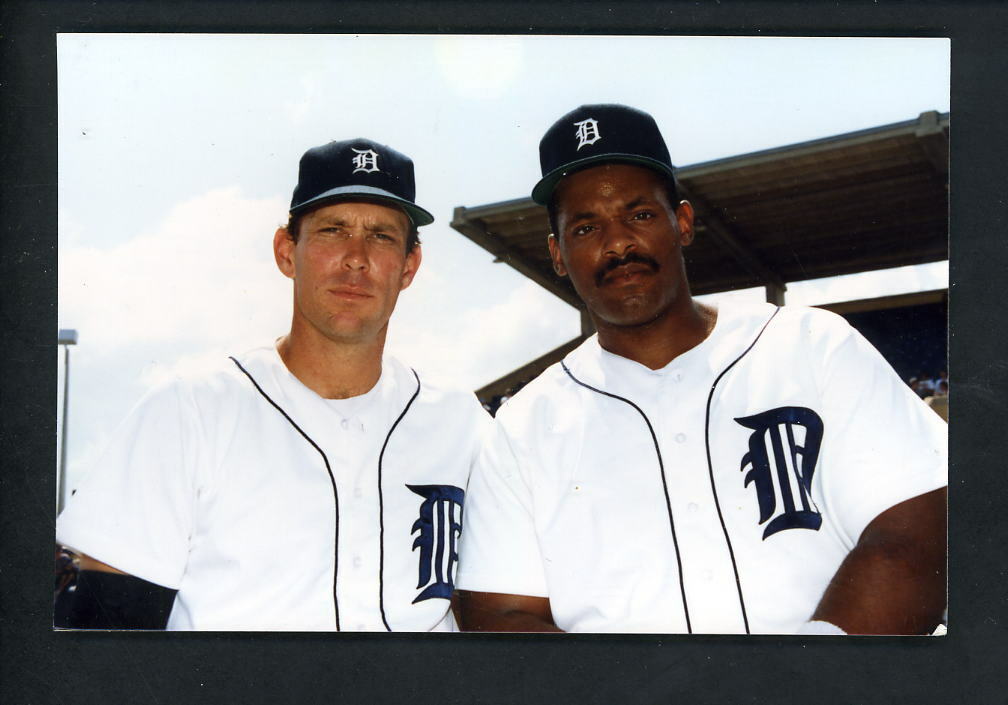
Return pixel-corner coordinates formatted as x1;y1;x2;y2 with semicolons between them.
322;313;379;342
593;295;662;327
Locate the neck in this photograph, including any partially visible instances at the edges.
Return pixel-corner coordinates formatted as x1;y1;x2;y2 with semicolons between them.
277;320;386;399
595;299;716;370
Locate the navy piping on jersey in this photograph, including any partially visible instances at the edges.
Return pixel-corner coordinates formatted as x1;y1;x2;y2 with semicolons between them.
377;369;422;631
229;356;342;631
702;306;781;635
560;361;693;634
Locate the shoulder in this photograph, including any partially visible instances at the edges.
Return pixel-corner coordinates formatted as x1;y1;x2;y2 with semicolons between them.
198;345;278;390
745;305;894;391
717;302;859;355
386;356;490;427
772;303;854;333
139;345;281;414
763;304;862;356
493;350;586;432
711;300;847;336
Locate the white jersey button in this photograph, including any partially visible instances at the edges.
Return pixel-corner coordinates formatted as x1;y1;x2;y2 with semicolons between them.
675;433;687;443
353;554;362;568
687;502;699;513
340;418;349;430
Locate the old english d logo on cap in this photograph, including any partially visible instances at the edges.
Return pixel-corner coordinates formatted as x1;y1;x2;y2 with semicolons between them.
289;138;435;226
574;118;601;150
351;148;380;174
532;103;678;206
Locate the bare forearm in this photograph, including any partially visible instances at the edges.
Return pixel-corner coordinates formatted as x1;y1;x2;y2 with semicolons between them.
463;608;564;632
812;491;947;635
456;591;564;632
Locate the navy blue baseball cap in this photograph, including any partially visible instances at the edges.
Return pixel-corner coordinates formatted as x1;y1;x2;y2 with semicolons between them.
532;104;678;206
290;138;434;226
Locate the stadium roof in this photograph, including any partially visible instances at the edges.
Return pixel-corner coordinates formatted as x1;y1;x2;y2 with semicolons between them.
450;110;949;309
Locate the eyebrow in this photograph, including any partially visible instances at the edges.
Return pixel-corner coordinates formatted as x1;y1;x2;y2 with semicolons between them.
565;210;597;226
363;221;405;234
312;217;406;234
564;195;656;227
623;196;651;211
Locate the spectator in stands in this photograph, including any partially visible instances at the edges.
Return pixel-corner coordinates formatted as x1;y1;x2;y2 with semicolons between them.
925;383;949;422
932;370;948;394
486;394;506;417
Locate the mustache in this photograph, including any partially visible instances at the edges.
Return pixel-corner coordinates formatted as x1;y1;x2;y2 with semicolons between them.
594;252;660;286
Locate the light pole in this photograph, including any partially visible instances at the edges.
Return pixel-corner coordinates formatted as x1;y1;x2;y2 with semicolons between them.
57;329;78;514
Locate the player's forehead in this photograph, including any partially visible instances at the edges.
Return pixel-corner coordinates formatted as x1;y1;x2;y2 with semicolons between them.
553;163;670;214
301;199;411;231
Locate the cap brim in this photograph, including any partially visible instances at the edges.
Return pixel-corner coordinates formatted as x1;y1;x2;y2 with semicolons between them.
290;184;435;227
531;154;677;205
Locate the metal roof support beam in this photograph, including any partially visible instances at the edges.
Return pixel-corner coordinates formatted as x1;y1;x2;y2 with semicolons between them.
450;206;584;310
677;183;787;292
765;282;786;305
915;110;949;183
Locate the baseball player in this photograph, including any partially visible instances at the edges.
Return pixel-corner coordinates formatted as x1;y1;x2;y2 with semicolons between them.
455;104;948;635
56;138;488;631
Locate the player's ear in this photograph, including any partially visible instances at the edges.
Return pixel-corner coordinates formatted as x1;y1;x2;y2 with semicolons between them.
274;226;296;279
547;234;567;277
675;200;695;247
399;243;422;291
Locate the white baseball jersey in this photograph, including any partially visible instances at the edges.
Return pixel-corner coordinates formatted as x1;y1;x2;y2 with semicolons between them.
57;345;489;631
457;302;947;634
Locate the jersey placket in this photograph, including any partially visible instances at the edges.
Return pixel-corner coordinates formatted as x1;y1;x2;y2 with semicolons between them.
652;361;748;634
327;412;384;631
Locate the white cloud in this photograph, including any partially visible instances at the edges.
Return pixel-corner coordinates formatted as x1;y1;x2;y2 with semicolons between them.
58;187;291;353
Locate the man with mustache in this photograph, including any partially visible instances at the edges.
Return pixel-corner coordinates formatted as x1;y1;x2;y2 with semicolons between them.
56;139;488;631
455;104;947;634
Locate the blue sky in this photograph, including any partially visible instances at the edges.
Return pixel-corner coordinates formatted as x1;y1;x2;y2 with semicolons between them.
56;34;950;497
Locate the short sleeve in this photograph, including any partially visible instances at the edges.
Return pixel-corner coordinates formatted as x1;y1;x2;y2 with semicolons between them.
56;380;201;589
456;420;549;597
814;315;948;547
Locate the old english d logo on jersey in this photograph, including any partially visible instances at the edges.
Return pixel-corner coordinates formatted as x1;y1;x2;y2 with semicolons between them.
736;407;824;540
407;484;464;603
